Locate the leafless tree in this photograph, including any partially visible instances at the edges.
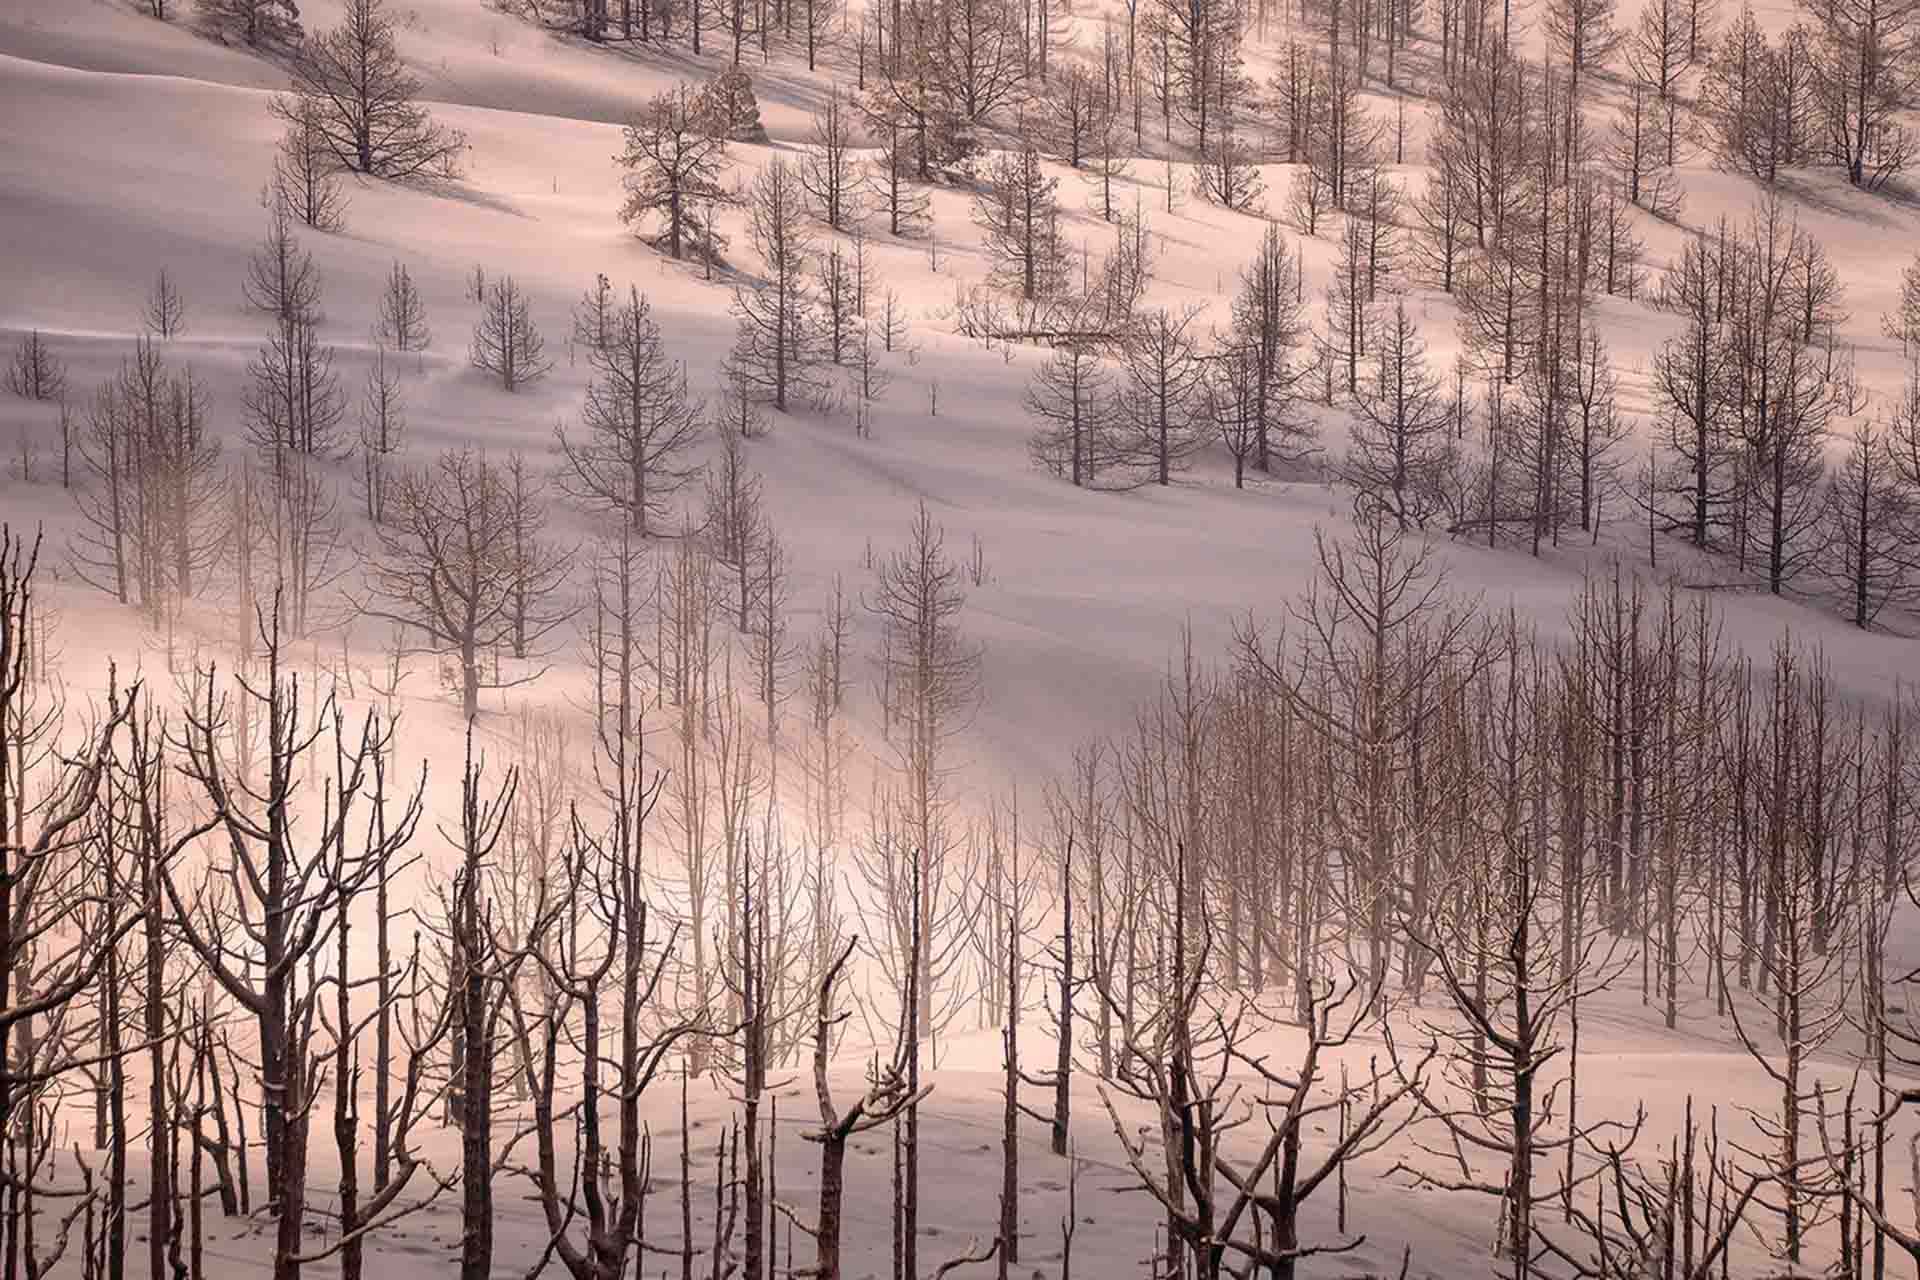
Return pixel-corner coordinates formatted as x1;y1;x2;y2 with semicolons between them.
162;620;415;1280
243;200;323;328
857;501;985;1280
1117;306;1210;485
277;0;466;179
1345;301;1457;529
1802;0;1920;187
1228;223;1313;476
376;260;431;353
782;938;927;1280
358;448;573;719
974;133;1068;302
196;0;302;48
272;95;350;232
618;83;731;261
511;708;702;1280
470;275;551;392
726;158;826;414
1026;344;1120;488
243;308;349;463
1546;0;1624;100
1821;421;1916;628
5;333;66;403
801;86;867;230
1194;113;1266;211
358;346;405;525
558;279;704;535
69;340;225;619
145;269;187;339
1390;645;1639;1280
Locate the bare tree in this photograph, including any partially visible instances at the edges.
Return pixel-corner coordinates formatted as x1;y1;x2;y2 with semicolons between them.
359;346;406;525
1103;975;1427;1280
1545;0;1624;100
1821;421;1915;628
243;201;323;328
70;340;225;618
785;939;927;1280
1347;299;1458;529
860;501;985;1280
1194;113;1266;211
358;448;573;719
1118;306;1210;485
163;623;413;1280
973;132;1068;301
243;309;350;463
196;0;302;48
618;84;731;261
0;529;142;1146
725;158;825;414
145;269;187;339
511;708;702;1280
556;279;704;534
5;333;66;403
1802;0;1920;187
1026;344;1117;488
801;85;867;230
277;0;465;179
470;275;551;391
272;95;350;232
376;260;431;353
1228;223;1313;476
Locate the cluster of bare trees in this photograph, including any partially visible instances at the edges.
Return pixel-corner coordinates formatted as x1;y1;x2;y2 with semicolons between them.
1019;221;1309;491
1642;195;1920;623
1020;508;1920;1280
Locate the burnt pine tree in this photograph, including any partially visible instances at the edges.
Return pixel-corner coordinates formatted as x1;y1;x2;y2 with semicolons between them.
1119;306;1211;485
557;280;705;535
618;84;731;261
163;622;414;1280
1026;344;1115;488
725;158;825;413
5;332;67;402
973;134;1067;301
470;275;551;392
277;0;465;179
1345;299;1456;530
376;260;431;353
358;448;573;719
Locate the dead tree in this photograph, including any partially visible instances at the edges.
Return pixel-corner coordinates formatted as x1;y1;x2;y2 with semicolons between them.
513;715;702;1280
0;529;142;1147
801;85;867;230
277;0;465;179
358;347;406;525
445;733;517;1280
470;276;551;392
781;937;927;1280
145;270;187;339
5;333;66;403
162;616;412;1280
271;94;349;232
375;261;430;353
725;158;825;414
1391;688;1641;1280
557;280;705;535
1103;973;1429;1280
358;448;573;720
618;84;731;262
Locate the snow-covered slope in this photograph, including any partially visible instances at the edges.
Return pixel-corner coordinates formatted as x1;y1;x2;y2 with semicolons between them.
4;1;1920;1275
